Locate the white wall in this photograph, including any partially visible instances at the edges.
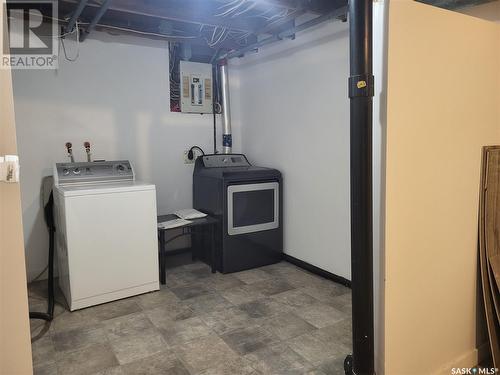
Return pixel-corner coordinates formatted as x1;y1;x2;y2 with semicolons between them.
12;31;241;281
230;20;351;279
373;1;388;373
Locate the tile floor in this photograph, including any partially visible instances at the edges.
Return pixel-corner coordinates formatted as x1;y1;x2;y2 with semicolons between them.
29;257;352;375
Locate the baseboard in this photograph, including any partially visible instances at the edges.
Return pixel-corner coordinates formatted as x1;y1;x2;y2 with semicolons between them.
283;254;351;288
431;343;491;375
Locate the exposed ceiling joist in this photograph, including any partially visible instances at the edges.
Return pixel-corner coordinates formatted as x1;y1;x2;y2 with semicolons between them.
220;5;347;60
68;9;257;51
54;0;346;60
80;0;111;41
65;0;88;32
61;0;262;33
214;0;309;12
256;9;305;35
248;0;302;8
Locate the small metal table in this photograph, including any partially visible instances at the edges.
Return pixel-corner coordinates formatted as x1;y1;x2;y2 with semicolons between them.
157;214;218;285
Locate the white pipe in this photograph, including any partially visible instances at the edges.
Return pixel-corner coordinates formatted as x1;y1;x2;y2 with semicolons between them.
220;62;232;154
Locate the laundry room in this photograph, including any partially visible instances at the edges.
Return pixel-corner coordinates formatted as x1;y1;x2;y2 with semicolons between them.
9;1;358;373
2;1;500;375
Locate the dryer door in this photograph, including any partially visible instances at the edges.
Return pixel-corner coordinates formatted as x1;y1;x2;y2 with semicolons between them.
227;181;279;235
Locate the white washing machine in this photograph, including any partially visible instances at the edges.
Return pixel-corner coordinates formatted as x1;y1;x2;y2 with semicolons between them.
53;160;159;311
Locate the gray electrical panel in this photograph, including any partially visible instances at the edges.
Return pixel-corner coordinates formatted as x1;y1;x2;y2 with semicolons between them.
180;61;213;114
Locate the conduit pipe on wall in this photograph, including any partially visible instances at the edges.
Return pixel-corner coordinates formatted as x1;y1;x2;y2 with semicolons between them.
219;60;232;154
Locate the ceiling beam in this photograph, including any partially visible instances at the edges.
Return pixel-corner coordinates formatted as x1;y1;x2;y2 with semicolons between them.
305;0;348;13
214;0;308;11
59;0;263;32
65;0;88;33
213;0;332;15
80;0;111;41
90;22;237;51
255;9;305;35
239;0;302;9
220;5;347;60
254;0;346;35
68;13;250;51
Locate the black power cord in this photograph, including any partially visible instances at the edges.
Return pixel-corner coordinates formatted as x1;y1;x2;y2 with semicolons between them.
187;146;206;161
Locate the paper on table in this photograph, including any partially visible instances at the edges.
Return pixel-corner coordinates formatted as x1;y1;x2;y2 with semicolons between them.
158;218;192;229
174;208;207;220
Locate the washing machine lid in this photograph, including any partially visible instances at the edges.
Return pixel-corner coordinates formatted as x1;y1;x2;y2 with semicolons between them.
55;181;155;197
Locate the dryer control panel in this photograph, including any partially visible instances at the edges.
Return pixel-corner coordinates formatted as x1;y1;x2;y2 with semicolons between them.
54;160;134;186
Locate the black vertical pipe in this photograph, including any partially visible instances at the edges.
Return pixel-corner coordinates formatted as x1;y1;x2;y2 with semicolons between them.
345;0;375;374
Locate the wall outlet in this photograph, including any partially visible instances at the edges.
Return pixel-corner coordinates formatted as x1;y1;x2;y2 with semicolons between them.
184;150;195;164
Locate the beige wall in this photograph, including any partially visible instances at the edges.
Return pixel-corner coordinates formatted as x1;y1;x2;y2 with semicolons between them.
384;2;500;374
0;2;34;374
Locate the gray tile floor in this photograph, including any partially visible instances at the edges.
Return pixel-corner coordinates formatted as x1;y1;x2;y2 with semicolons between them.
29;257;352;375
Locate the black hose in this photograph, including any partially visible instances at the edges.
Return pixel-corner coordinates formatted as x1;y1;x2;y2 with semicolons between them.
29;228;55;321
29;192;55;322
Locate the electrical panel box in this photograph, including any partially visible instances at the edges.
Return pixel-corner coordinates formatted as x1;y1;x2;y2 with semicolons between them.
180;61;213;114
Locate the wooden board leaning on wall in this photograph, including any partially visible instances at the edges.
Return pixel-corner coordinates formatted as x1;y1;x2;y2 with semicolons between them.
479;146;500;367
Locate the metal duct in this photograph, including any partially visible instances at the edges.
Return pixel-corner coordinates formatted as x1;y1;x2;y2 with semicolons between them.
180;43;192;61
220;61;232;154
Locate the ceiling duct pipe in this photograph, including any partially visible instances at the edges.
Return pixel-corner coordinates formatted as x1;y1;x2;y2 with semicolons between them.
219;60;232;154
180;43;192;61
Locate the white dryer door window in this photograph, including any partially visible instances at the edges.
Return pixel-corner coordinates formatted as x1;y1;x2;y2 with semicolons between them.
227;182;279;235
